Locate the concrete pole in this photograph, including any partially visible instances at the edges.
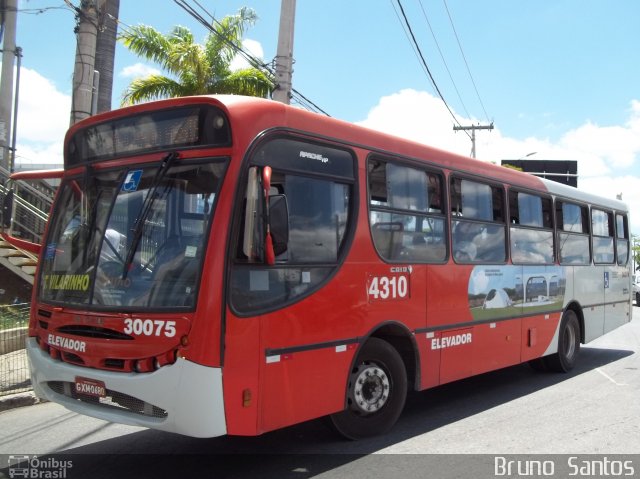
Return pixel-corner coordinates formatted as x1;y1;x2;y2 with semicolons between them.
272;0;296;105
453;123;494;159
70;0;100;125
94;0;119;113
0;0;18;172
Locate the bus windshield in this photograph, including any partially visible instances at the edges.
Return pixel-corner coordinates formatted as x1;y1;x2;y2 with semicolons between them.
38;158;227;310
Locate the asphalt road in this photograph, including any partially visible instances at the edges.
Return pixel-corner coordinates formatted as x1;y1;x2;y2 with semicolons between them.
1;308;639;479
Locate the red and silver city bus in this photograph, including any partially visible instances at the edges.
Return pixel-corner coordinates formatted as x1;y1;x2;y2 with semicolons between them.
21;95;631;439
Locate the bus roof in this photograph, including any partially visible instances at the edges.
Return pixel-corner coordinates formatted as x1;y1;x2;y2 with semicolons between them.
68;94;627;213
539;176;627;212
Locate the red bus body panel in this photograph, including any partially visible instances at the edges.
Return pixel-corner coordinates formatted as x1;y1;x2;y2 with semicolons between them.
26;96;630;438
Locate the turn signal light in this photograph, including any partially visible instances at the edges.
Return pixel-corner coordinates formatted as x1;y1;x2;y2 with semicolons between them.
134;358;155;373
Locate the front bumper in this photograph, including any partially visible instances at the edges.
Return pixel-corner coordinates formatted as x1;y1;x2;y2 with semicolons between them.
27;337;227;438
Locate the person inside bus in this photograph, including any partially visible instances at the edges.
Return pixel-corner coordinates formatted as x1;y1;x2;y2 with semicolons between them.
453;220;479;261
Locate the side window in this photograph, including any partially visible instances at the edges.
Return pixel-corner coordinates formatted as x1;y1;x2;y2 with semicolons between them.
450;178;506;263
592;209;615;264
231;137;355;314
286;174;350;262
615;213;629;266
368;159;446;262
556;201;590;265
509;191;553;264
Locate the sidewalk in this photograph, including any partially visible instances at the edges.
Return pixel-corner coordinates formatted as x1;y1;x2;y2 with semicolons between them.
0;390;39;411
0;348;39;412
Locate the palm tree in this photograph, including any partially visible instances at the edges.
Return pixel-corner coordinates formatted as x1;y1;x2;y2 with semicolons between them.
118;7;272;105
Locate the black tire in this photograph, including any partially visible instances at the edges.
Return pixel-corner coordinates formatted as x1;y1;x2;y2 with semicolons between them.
528;357;549;372
545;309;581;372
636;292;639;305
329;338;408;440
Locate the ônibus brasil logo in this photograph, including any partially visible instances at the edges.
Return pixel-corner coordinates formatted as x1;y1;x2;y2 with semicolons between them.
7;455;73;478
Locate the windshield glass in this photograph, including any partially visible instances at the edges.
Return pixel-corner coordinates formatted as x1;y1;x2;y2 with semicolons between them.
39;159;227;310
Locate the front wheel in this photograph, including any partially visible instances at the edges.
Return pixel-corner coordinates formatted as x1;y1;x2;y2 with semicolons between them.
329;338;407;440
545;309;581;372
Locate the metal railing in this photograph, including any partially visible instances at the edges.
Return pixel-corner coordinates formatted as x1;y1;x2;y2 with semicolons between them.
0;165;58;397
0;303;30;397
1;164;55;245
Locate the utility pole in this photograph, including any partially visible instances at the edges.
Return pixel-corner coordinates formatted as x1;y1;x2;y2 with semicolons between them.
94;0;119;113
70;0;103;125
272;0;296;105
0;0;18;172
453;122;494;159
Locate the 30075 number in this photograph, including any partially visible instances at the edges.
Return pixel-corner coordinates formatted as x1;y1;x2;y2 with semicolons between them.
367;275;410;301
124;319;177;338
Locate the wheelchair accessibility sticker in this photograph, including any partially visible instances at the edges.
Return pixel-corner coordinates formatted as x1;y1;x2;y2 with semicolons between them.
122;169;143;192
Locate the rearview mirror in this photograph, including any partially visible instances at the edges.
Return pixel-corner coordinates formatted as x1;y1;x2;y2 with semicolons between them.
269;194;289;256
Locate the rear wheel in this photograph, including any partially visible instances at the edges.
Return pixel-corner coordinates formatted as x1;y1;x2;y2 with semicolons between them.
545;309;581;372
329;338;407;440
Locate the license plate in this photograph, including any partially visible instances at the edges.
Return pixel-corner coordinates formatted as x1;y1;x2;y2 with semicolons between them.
74;377;106;398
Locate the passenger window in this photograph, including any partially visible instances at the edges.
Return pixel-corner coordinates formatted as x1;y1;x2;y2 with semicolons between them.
509;191;553;264
559;202;587;233
556;201;590;265
450;178;506;263
368;159;446;263
592;209;615;264
615;213;629;266
231;138;355;314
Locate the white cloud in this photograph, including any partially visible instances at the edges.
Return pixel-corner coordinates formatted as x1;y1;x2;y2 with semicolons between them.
358;89;471;154
119;63;161;78
15;141;64;169
6;67;69;168
16;67;70;145
358;89;640;233
229;39;265;71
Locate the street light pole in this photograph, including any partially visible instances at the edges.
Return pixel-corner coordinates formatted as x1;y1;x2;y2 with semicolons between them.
0;0;18;173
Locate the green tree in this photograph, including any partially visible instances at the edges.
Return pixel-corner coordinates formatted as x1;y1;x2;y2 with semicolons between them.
118;7;272;105
632;234;640;271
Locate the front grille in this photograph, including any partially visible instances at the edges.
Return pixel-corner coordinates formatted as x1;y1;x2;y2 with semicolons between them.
56;325;133;340
47;381;168;419
61;352;84;365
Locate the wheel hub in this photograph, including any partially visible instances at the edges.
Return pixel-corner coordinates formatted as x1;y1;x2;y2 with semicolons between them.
352;362;390;414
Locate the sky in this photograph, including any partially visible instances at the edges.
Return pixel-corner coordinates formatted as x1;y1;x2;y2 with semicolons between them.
5;0;640;232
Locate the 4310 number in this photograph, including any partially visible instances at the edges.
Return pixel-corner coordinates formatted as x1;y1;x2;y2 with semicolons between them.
367;275;410;301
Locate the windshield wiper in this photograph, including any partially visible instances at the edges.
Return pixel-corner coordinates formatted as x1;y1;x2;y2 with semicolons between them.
122;152;179;279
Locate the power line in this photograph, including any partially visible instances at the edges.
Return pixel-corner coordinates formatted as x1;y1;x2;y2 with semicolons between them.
390;1;441;97
442;0;491;123
173;0;330;116
416;0;471;120
393;0;470;138
18;5;74;15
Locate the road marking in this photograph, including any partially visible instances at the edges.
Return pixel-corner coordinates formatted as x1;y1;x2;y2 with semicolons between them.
595;367;627;386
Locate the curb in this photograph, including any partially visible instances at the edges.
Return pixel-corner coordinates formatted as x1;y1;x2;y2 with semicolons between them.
0;391;42;412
